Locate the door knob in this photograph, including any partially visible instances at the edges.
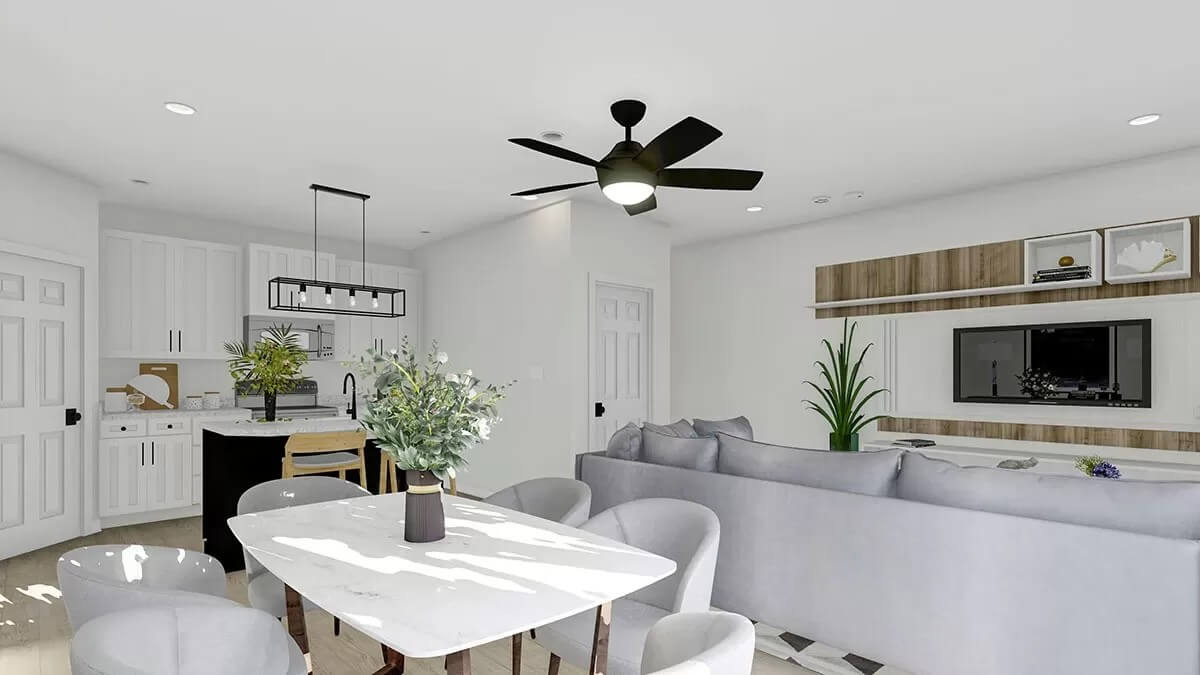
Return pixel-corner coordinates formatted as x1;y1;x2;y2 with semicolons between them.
594;402;606;418
65;408;82;426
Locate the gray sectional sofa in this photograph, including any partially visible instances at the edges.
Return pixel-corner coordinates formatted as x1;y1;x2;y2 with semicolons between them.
578;420;1200;675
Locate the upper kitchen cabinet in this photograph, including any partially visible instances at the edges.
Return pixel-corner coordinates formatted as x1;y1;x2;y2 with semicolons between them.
246;243;335;317
101;230;243;359
333;261;421;361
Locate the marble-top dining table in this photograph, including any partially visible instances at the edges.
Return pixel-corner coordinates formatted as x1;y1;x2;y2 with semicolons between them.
227;492;677;674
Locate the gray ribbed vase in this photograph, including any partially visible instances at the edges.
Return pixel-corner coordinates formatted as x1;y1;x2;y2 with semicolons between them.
404;470;445;543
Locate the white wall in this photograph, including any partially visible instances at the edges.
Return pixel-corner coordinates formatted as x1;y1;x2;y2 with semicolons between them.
672;146;1200;462
97;203;414;403
411;199;672;495
0;150;101;529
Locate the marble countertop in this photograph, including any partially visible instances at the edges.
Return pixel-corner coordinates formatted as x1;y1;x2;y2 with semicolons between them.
101;407;251;421
228;494;676;658
202;416;366;437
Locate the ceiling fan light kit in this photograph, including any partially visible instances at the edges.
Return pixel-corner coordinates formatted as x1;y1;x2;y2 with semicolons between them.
267;183;407;318
508;99;764;216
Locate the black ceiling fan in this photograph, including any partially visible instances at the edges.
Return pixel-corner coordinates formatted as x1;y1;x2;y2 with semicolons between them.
508;99;764;216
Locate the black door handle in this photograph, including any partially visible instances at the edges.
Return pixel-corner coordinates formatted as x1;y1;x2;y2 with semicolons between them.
65;408;82;426
594;401;606;418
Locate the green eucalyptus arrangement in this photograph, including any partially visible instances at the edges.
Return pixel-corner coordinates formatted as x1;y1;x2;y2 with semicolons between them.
224;324;307;421
355;338;512;481
802;318;888;451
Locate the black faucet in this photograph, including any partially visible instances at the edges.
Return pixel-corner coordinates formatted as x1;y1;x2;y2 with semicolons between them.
343;372;357;419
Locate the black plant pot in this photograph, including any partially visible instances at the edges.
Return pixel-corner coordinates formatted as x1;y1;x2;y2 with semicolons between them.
404;470;445;543
263;392;277;422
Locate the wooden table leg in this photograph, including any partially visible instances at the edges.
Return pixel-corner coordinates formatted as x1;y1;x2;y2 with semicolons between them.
548;653;561;675
587;602;612;675
511;633;522;673
445;649;471;674
371;645;405;674
284;584;312;675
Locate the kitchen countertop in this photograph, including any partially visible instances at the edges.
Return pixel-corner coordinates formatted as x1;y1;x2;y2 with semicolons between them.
100;407;251;421
202;416;367;437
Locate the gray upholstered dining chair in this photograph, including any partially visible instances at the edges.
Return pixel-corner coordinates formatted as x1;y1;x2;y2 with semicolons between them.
640;611;756;675
237;476;371;634
534;498;721;675
57;544;229;632
483;476;592;527
70;604;307;675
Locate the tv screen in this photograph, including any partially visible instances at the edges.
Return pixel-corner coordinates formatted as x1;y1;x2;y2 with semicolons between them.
953;319;1150;408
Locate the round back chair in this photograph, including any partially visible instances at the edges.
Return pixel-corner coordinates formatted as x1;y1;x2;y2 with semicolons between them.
483;477;592;527
640;611;756;675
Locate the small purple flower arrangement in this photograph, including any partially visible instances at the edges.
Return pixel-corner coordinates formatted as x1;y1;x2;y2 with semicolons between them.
1075;455;1121;479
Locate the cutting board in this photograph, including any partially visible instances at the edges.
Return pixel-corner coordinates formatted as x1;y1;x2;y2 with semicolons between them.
137;362;179;410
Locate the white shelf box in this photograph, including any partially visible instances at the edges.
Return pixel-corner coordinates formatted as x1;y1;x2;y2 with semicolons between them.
1023;231;1102;289
1104;218;1192;284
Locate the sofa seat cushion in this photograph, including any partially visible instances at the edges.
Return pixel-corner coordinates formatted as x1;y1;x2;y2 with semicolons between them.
643;419;699;438
693;416;753;440
716;433;901;497
897;452;1200;539
535;599;669;675
642;429;719;472
606;422;643;461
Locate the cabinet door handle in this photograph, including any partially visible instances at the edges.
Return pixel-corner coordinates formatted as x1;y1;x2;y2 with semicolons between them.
151;441;155;465
177;330;182;351
141;442;145;466
169;330;173;352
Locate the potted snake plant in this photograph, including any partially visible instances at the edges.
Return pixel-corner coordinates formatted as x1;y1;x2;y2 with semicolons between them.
803;318;888;451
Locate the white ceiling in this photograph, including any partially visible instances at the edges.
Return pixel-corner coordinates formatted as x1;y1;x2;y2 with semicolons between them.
2;1;1199;247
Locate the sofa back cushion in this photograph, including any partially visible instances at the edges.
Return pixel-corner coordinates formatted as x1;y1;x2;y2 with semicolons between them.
642;428;718;472
716;433;901;497
897;452;1200;539
693;416;753;440
643;419;699;438
605;422;642;461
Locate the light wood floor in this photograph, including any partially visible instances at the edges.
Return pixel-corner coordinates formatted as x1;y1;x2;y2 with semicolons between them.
0;517;816;674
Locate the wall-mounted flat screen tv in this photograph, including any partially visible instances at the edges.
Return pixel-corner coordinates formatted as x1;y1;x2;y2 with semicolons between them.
953;319;1150;408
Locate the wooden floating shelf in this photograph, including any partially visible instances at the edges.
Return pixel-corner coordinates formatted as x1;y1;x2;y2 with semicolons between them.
808;278;1098;309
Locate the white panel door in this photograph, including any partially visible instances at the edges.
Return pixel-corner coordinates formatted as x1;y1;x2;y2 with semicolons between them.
590;283;651;452
133;236;174;354
173;241;209;357
145;435;191;510
0;251;83;558
98;438;146;517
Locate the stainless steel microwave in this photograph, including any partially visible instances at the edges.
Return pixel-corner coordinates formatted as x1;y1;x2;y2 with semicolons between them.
244;316;335;361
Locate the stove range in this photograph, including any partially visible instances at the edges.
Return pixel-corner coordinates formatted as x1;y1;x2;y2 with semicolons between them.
235;379;344;420
247;405;341;420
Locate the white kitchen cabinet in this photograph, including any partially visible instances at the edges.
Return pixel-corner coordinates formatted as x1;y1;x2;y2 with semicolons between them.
99;412;217;521
332;261;421;360
190;409;251;506
145;435;192;510
247;243;336;317
101;230;243;359
98;438;148;517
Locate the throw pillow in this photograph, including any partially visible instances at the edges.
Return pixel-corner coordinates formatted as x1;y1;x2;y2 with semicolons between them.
716;432;901;497
604;422;642;461
693;416;753;440
643;419;698;438
897;452;1200;539
641;428;718;472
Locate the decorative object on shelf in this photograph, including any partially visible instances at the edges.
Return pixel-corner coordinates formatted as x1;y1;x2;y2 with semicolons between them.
507;99;763;216
126;392;145;411
1116;240;1177;274
802;318;888;452
104;387;130;413
893;438;935;448
183;395;203;410
997;457;1039;470
224;324;308;422
1031;265;1091;284
358;339;512;542
203;391;222;410
1015;367;1059;399
1075;455;1121;479
1023;231;1103;287
1058;255;1075;267
128;369;175;409
268;184;406;318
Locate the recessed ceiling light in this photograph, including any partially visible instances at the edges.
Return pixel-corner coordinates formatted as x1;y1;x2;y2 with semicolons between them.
521;195;539;201
163;101;196;116
844;191;864;200
746;205;763;212
1128;113;1160;126
812;195;831;204
539;130;565;143
130;178;151;185
419;229;432;234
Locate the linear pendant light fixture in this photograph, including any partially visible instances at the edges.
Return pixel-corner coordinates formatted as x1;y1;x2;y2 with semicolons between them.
268;184;406;318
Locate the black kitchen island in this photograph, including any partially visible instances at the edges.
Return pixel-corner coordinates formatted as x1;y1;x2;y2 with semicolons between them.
201;418;407;571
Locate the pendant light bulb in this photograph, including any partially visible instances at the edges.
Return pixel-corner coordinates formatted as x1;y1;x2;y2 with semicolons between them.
298;284;308;304
371;291;380;309
324;287;333;304
348;289;357;307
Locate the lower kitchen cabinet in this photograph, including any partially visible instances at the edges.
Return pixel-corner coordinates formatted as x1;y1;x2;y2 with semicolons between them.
99;435;192;518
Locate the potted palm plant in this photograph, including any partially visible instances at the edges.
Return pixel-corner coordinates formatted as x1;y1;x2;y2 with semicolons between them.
224;325;307;422
803;318;888;451
356;338;511;542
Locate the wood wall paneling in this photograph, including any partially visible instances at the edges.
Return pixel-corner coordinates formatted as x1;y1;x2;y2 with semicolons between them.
878;417;1200;453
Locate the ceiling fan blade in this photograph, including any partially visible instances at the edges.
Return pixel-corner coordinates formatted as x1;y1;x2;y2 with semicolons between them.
508;138;602;168
511;181;596;197
657;168;763;190
624;194;657;216
636;117;722;170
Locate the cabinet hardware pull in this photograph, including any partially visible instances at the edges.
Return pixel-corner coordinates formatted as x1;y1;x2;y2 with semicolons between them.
169;330;173;352
151;441;155;465
178;330;182;351
141;443;145;466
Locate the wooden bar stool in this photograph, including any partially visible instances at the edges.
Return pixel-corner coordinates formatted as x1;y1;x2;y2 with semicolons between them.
283;430;368;489
378;453;457;496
